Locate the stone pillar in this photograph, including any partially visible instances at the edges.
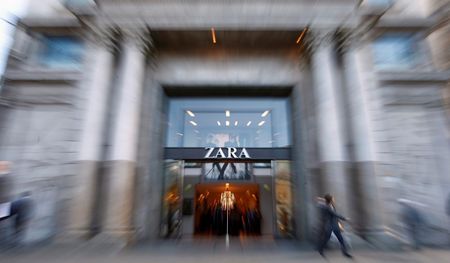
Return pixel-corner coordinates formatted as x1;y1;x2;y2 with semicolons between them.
310;30;350;216
102;30;147;242
341;36;389;244
69;31;115;238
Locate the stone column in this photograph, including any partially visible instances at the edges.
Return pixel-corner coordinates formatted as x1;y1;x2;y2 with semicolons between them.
341;36;385;239
69;30;115;238
310;30;350;216
102;30;147;242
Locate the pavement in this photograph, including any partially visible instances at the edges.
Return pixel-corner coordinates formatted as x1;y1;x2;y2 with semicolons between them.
1;237;450;263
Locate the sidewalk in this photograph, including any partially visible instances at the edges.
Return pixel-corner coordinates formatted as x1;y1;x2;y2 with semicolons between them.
1;237;450;263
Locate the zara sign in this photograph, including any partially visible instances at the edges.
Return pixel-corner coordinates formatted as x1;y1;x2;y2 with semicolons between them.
204;147;251;159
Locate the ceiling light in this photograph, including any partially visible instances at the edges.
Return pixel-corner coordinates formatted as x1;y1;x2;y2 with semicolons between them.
176;132;184;136
211;28;217;44
258;121;265;126
246;121;252;126
225;110;230;117
261;110;270;117
234;121;238;126
226;120;230;126
186;110;195;117
217;121;221;126
296;28;308;44
189;121;198;126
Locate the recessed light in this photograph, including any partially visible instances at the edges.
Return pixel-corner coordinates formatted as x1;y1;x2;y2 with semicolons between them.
258;121;265;126
261;110;270;117
225;110;230;117
217;121;221;126
211;28;217;44
226;120;230;126
296;28;308;44
189;121;198;126
234;121;238;126
186;110;195;117
246;121;252;126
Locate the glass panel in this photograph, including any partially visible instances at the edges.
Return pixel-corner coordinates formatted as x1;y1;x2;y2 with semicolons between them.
274;160;295;237
166;98;291;148
39;36;84;69
203;162;252;181
160;160;183;238
372;34;417;70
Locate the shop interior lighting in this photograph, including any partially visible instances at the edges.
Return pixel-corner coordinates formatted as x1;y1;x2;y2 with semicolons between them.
258;121;265;126
211;28;217;44
246;121;252;126
186;110;195;117
225;110;230;117
189;121;198;126
296;27;308;44
217;121;221;126
261;110;270;117
226;120;230;126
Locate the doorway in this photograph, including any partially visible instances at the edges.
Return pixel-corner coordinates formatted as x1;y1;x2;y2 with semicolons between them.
194;183;261;236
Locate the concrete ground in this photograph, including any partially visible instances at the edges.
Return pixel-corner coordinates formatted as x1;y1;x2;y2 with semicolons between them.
1;237;450;263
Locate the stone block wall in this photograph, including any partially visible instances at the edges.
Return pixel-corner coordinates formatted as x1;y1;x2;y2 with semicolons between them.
0;77;87;243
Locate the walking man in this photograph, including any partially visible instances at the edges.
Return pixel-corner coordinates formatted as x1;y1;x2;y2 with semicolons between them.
10;192;33;246
317;194;352;258
398;198;424;250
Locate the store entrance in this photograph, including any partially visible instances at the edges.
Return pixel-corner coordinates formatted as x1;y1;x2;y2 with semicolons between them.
194;183;261;236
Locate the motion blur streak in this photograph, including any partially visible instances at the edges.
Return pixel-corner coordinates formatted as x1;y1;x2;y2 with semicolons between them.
0;0;449;262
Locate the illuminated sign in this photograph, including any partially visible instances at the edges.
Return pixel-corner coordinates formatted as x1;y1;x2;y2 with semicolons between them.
204;147;251;159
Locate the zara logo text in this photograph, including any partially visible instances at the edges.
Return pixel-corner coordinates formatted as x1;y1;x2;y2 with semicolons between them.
204;147;251;159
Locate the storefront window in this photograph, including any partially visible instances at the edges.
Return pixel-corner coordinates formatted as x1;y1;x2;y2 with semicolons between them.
166;98;291;148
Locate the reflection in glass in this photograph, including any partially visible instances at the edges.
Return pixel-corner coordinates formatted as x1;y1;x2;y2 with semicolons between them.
274;160;294;237
161;160;183;238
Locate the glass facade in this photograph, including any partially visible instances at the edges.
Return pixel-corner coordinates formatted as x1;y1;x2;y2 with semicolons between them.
162;97;295;238
166;98;291;148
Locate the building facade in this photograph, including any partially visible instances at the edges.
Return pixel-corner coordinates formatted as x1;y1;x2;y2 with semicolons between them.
0;0;449;246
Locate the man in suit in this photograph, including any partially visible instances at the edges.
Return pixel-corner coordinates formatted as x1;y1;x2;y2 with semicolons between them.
317;194;352;258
